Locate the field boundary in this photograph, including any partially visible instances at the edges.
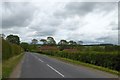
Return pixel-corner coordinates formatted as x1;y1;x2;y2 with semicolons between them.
40;53;119;76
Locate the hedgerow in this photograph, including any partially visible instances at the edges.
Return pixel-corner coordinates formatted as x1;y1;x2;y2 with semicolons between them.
40;49;119;71
2;39;23;60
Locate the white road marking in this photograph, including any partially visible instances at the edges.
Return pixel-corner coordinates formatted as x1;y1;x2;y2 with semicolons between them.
46;64;64;77
31;54;44;62
38;59;44;62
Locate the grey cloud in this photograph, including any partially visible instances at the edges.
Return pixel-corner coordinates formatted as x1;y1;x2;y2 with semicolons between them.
40;18;62;27
54;2;116;18
65;2;96;16
2;27;22;35
109;22;118;30
35;30;56;37
2;2;118;45
30;26;57;37
118;1;120;45
96;36;118;44
2;2;36;28
119;2;120;30
96;2;117;12
118;30;120;45
54;2;96;18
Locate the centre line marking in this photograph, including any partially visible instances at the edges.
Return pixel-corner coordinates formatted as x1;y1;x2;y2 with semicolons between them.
46;64;64;77
38;59;44;62
31;54;44;62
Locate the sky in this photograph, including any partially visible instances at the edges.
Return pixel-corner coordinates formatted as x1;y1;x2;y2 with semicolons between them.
1;0;119;45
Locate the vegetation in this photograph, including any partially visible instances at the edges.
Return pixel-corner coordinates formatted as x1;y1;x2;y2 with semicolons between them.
0;63;2;79
47;37;56;45
45;55;119;75
2;34;24;78
33;37;120;72
2;38;23;60
31;39;38;44
39;49;119;71
6;35;20;45
40;37;56;45
20;42;30;51
1;34;119;77
40;39;47;44
2;53;24;78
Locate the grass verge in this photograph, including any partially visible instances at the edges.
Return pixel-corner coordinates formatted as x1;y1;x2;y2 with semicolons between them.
0;62;2;79
2;53;24;78
42;54;119;75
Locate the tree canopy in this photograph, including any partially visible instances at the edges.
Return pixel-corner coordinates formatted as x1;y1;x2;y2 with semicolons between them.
47;37;56;45
58;40;68;45
6;34;20;45
31;39;38;44
40;39;47;45
20;42;29;51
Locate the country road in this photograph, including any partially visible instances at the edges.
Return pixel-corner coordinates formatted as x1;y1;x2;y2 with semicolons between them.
12;52;118;78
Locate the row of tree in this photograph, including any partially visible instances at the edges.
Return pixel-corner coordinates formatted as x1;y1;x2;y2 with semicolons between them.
0;34;38;52
31;37;83;45
1;34;83;46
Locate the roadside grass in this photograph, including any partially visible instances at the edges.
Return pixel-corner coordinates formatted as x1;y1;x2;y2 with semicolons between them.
0;62;2;79
2;53;24;78
59;57;119;75
42;54;119;75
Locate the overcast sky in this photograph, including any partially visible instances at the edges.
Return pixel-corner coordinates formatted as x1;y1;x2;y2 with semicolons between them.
1;0;119;44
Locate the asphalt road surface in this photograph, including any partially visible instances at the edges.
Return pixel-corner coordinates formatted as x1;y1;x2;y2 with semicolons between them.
19;52;118;78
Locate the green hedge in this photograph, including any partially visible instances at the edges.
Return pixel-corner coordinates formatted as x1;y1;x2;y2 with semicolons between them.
40;50;120;71
2;39;23;60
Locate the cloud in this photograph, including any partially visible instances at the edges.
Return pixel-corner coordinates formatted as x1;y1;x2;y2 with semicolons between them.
118;2;120;30
96;31;118;44
54;2;116;19
2;2;36;28
65;2;96;16
2;2;118;44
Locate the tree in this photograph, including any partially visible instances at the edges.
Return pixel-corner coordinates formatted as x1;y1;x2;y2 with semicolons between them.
77;41;83;45
6;34;20;45
40;39;47;45
0;34;5;39
68;40;77;45
73;41;77;45
58;40;68;45
58;40;68;51
31;39;38;44
20;42;29;51
47;37;56;45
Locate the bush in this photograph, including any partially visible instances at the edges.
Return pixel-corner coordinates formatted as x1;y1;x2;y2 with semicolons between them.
40;49;119;71
2;39;23;60
36;45;119;71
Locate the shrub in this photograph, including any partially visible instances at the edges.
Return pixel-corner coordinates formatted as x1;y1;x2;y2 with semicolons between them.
2;39;23;60
40;49;119;71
